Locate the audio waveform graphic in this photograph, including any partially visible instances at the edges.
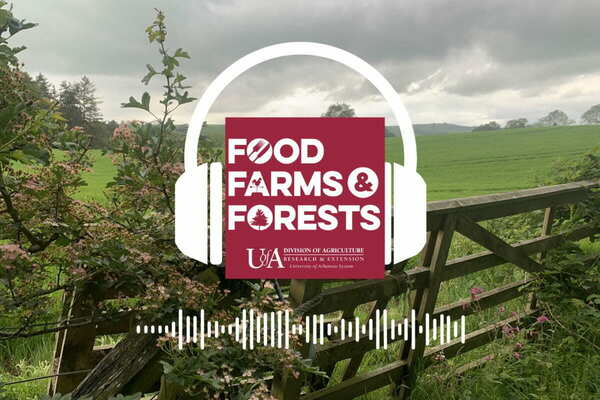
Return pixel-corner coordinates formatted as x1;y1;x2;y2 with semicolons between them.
136;309;466;350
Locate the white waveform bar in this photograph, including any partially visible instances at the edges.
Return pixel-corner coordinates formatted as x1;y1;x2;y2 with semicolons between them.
136;309;466;350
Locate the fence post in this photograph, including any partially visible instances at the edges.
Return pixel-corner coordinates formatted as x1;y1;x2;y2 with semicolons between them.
393;216;456;399
49;287;98;395
528;207;554;311
271;279;322;399
48;289;74;395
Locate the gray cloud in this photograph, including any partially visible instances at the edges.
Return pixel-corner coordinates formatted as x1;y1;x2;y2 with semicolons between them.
10;0;600;125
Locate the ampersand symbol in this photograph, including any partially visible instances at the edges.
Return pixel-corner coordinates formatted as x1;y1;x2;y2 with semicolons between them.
354;172;373;192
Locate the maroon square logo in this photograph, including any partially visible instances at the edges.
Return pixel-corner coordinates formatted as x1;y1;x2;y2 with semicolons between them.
225;117;384;279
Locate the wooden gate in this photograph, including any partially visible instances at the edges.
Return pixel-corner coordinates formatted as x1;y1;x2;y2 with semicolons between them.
272;179;599;399
49;180;599;399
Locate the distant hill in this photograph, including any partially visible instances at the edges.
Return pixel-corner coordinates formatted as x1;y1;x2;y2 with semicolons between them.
387;123;473;136
177;122;473;140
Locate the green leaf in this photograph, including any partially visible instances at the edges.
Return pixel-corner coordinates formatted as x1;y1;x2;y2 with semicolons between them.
7;18;21;35
121;96;142;109
174;48;190;59
141;92;151;110
160;360;174;374
11;45;25;54
141;64;157;85
55;236;71;247
9;149;26;162
175;90;196;106
0;103;19;128
8;144;49;165
0;9;10;28
162;54;179;69
21;22;37;30
51;112;67;122
22;143;50;164
121;95;150;112
7;19;37;35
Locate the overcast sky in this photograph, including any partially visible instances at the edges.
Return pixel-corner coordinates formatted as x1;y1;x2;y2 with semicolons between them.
11;0;600;126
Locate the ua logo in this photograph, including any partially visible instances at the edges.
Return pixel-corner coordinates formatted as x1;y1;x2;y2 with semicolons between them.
246;248;285;269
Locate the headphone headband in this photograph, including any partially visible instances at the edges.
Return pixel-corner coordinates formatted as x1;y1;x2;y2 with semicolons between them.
184;42;417;172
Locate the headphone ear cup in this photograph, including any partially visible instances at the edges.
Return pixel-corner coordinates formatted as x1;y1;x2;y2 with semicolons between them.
175;165;209;263
392;165;427;263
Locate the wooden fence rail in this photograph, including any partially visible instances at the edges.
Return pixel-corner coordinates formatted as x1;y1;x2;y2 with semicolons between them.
272;179;599;400
48;180;599;399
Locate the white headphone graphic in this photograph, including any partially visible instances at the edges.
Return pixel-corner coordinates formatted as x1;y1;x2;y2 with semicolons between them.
175;42;426;269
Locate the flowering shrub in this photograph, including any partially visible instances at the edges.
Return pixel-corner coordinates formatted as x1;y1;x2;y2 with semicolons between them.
1;2;96;334
113;14;321;396
1;6;316;398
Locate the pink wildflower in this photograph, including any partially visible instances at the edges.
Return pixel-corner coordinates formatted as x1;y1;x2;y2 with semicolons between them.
502;324;518;338
23;180;40;190
470;287;484;300
112;124;134;140
470;287;484;295
0;244;29;261
536;315;550;324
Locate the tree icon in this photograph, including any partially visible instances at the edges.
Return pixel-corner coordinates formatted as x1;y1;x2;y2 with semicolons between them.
250;209;269;230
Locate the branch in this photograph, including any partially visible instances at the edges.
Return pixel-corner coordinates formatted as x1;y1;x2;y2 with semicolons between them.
0;164;62;253
0;173;43;250
0;310;135;340
4;283;72;308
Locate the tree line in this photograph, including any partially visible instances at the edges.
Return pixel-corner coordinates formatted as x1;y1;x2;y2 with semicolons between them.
33;73;118;148
31;72;600;139
473;105;600;132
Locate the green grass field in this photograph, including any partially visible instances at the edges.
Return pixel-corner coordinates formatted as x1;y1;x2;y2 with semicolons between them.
1;124;598;399
393;125;599;200
86;124;599;201
76;150;116;201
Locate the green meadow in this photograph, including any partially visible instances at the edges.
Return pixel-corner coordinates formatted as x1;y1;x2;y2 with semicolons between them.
389;124;599;200
82;125;599;202
77;150;116;201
